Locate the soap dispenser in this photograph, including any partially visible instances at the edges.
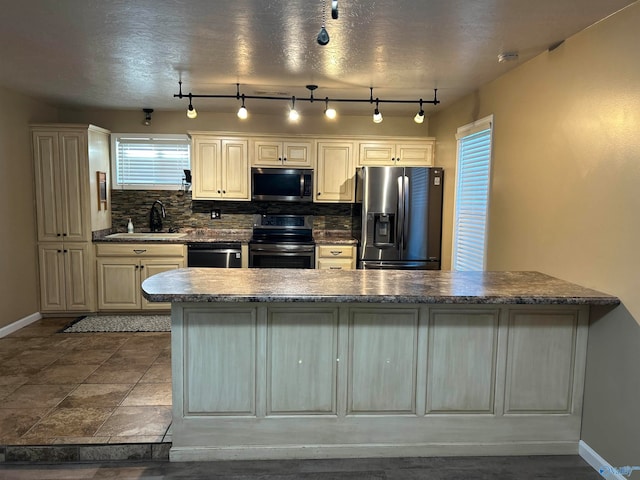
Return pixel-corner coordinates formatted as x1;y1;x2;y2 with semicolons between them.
127;218;134;233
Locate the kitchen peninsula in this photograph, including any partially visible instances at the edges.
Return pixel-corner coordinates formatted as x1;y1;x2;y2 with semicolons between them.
141;269;618;462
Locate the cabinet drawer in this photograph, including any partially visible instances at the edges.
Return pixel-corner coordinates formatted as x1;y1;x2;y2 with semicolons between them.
317;245;355;259
317;258;355;270
96;243;186;257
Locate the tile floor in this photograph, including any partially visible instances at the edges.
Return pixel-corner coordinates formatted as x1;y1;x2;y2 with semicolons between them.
0;317;172;446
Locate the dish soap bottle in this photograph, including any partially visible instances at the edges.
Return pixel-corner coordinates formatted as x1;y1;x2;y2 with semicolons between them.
127;218;134;233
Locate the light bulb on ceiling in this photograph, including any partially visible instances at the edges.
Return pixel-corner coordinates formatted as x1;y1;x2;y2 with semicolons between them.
288;96;299;122
414;100;425;124
324;98;337;119
237;94;248;119
373;100;383;123
186;95;197;119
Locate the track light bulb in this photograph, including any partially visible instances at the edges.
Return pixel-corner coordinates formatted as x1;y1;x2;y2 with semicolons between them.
414;110;425;124
187;104;197;119
325;107;337;119
237;106;248;119
288;97;299;122
373;108;383;124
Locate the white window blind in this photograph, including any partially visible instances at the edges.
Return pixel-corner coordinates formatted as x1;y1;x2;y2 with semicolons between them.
112;134;190;189
452;116;493;271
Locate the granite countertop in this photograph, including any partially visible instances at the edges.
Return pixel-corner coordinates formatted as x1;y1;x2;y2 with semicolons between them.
94;228;357;245
141;269;620;306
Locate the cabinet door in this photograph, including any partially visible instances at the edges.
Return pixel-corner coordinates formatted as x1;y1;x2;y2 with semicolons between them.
141;258;185;310
315;142;355;203
253;141;282;166
282;141;312;167
358;142;396;166
33;132;64;242
221;139;249;200
59;132;89;241
396;142;433;166
97;258;140;310
38;244;66;311
64;242;95;311
192;137;222;199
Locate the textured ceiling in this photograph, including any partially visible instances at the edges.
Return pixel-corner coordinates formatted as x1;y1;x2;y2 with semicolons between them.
0;0;635;117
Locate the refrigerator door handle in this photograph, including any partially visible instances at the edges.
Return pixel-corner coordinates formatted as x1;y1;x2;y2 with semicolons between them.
397;175;405;251
402;175;409;250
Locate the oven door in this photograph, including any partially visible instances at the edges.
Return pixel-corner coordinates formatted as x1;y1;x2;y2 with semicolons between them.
249;243;315;269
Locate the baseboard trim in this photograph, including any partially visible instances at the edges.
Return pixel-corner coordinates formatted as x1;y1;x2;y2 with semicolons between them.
170;441;579;462
579;440;626;479
0;312;42;338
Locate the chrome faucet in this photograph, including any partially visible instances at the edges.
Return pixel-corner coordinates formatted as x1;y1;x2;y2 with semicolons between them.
149;200;166;232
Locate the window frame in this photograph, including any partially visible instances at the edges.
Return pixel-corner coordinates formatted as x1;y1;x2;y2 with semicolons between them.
451;115;494;271
110;133;191;190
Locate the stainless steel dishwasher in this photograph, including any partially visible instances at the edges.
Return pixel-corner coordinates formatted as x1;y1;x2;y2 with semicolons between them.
187;243;242;268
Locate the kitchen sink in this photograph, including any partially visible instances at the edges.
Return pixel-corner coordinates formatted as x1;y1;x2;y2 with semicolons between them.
105;232;188;240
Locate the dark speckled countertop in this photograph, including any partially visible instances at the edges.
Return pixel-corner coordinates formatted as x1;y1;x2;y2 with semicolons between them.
93;228;356;245
141;269;619;306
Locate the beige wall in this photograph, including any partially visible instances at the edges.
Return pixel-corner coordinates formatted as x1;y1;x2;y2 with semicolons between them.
58;108;430;138
0;87;58;328
429;2;640;466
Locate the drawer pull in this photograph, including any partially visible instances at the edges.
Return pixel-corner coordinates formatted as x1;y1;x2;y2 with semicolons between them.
133;249;147;254
330;250;343;256
329;266;343;270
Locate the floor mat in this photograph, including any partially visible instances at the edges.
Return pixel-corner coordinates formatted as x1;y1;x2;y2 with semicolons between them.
61;314;171;333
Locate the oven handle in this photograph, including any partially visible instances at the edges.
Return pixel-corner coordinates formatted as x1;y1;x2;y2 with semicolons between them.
250;246;315;254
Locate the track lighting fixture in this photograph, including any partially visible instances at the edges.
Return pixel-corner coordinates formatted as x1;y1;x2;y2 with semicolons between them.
414;99;425;124
143;108;153;126
174;82;439;123
237;94;248;119
373;100;383;124
288;96;299;122
324;97;337;119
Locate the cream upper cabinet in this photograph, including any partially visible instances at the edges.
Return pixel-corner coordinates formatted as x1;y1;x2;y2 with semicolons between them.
358;140;434;167
252;139;313;167
315;141;355;203
191;135;249;200
33;130;90;242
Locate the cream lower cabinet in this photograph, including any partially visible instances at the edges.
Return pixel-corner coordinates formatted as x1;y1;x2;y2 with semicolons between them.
316;245;357;270
96;244;186;311
358;140;434;167
315;141;355;203
38;243;95;312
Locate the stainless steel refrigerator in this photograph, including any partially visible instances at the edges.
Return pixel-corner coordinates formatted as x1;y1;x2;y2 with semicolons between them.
358;166;443;270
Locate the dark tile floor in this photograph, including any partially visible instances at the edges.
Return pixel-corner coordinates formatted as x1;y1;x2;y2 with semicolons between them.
0;455;602;479
0;318;602;479
0;317;172;446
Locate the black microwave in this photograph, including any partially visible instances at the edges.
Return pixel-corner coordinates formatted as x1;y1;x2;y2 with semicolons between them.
251;168;314;202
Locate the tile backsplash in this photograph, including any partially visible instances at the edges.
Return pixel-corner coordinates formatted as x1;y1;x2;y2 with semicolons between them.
111;190;360;233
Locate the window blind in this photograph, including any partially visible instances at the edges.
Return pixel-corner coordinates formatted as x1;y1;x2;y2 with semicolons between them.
113;135;190;189
453;120;492;271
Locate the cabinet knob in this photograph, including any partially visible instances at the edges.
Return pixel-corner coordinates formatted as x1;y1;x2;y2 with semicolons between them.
217;190;221;194
63;249;68;253
63;233;67;236
57;249;62;253
317;192;321;196
222;190;226;194
57;233;61;237
140;265;145;269
283;157;287;162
